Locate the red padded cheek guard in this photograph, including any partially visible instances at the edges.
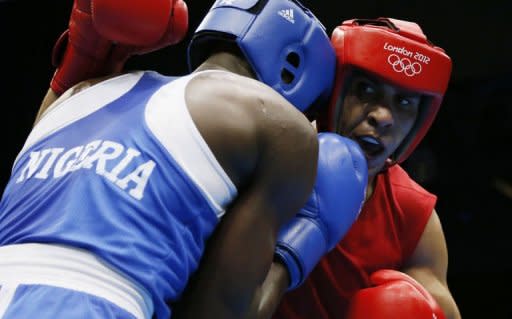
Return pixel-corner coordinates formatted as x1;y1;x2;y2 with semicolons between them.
318;19;452;164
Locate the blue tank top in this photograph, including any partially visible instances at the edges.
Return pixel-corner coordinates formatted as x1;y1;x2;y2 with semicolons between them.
0;71;237;318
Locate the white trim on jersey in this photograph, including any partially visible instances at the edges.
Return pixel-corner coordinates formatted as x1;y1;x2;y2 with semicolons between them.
0;282;16;318
0;243;153;319
145;71;237;218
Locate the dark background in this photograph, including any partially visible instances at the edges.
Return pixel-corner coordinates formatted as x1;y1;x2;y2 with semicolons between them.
1;0;511;317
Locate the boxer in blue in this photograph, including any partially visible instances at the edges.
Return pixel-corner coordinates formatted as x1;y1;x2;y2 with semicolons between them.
0;0;367;318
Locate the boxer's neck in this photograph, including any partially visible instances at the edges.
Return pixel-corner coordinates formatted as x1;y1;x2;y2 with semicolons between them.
195;52;256;80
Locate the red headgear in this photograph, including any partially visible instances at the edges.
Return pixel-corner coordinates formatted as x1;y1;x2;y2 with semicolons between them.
318;18;452;164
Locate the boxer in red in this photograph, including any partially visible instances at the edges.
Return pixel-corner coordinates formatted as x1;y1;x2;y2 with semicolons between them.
266;18;462;319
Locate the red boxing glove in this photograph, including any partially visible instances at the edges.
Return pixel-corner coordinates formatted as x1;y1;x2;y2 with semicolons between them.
50;0;188;95
346;269;446;319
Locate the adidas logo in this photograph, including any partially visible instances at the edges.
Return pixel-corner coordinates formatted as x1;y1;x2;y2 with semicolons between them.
278;9;295;24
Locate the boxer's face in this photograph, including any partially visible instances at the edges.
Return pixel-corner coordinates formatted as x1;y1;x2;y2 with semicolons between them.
336;72;421;177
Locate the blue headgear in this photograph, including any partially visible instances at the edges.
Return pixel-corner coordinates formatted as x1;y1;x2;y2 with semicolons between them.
187;0;335;112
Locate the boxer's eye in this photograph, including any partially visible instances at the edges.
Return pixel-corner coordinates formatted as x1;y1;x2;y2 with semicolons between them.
398;97;411;106
356;81;377;102
395;94;421;112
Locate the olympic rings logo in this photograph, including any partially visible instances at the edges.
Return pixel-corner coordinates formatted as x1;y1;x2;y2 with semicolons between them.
387;54;422;77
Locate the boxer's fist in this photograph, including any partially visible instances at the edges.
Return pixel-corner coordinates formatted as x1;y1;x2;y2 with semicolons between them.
346;269;446;319
50;0;188;95
275;133;367;290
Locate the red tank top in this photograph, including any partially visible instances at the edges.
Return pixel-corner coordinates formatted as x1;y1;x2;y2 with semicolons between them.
273;165;436;319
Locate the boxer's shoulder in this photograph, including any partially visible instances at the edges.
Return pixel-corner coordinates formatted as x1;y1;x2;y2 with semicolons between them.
185;70;311;133
183;69;317;186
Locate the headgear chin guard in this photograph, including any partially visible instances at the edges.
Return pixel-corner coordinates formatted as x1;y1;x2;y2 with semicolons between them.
187;0;335;112
318;18;452;164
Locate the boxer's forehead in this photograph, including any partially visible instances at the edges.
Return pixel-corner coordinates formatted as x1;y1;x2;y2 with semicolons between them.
346;69;424;99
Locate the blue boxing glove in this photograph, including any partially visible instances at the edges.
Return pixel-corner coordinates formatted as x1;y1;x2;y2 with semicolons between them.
274;132;368;290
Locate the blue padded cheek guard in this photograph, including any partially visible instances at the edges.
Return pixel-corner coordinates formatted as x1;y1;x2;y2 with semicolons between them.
187;0;336;112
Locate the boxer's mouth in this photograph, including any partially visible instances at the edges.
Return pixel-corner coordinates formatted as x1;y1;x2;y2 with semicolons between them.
354;135;385;158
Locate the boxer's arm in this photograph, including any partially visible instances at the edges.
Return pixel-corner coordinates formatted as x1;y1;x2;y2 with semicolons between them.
246;134;368;319
172;89;318;319
246;260;290;319
36;89;60;124
402;209;462;319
